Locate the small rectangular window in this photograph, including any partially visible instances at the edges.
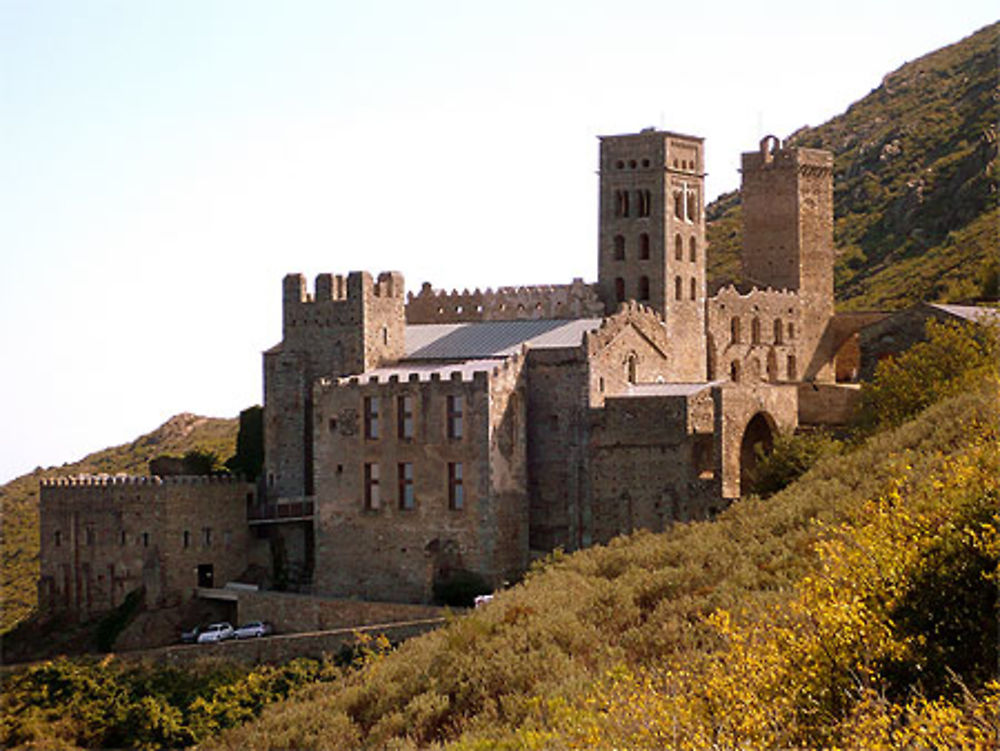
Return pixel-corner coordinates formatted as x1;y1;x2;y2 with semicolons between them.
448;462;464;510
54;530;62;547
142;532;150;548
85;527;95;546
398;462;414;510
365;463;380;510
120;530;126;546
398;395;414;440
447;395;464;440
183;530;190;549
202;527;212;547
364;396;379;439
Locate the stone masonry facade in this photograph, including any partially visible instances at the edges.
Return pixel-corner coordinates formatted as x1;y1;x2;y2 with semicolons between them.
41;130;863;615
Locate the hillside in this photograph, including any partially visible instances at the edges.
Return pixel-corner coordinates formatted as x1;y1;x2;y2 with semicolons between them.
197;377;998;749
0;414;238;632
706;21;1000;310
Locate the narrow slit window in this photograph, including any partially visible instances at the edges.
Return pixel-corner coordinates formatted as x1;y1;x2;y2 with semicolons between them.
364;463;380;509
398;463;414;510
447;395;464;440
364;396;379;439
448;462;464;510
397;395;414;440
639;233;650;260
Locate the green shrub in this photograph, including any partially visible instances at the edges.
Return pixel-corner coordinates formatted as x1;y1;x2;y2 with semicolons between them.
432;569;491;607
856;317;999;432
749;429;842;498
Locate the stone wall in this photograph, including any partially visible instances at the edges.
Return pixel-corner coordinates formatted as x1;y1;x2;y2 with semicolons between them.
133;618;447;667
405;278;603;323
264;271;405;500
232;589;445;633
311;356;528;602
588;387;718;543
707;286;801;384
524;347;590;551
797;383;862;426
39;476;259;618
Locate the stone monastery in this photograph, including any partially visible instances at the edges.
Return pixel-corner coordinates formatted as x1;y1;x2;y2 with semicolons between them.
40;129;879;615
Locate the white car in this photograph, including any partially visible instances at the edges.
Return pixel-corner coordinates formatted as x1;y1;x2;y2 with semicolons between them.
196;622;234;643
233;620;273;639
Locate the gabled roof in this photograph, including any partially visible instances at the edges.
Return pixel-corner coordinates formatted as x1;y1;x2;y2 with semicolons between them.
404;319;602;360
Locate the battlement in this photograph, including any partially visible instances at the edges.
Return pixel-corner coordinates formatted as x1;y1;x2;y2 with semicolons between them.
741;135;833;176
405;278;603;323
321;350;527;389
284;271;404;305
711;284;801;309
41;474;247;487
282;271;405;338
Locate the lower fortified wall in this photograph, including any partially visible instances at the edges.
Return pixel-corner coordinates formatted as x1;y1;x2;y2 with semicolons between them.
39;475;265;618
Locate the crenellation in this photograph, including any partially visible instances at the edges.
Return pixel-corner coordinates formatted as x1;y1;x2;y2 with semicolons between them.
406;278;603;323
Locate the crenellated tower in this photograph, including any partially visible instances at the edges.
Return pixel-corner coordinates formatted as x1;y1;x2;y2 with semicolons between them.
741;136;834;381
597;129;707;381
263;271;405;500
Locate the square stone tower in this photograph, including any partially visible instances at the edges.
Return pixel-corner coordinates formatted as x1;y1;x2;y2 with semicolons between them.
597;129;707;381
741;136;835;381
263;271;405;500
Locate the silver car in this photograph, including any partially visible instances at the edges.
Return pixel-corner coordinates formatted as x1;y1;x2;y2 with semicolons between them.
233;620;273;639
196;622;234;643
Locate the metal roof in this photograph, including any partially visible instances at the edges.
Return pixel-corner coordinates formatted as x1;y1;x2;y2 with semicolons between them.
404;319;601;360
927;303;1000;324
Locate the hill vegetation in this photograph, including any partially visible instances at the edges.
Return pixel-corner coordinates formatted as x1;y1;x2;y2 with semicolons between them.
3;320;995;749
706;21;999;310
0;414;238;632
181;321;994;750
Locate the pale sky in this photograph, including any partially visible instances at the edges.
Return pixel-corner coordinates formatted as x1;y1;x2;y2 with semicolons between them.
1;1;996;484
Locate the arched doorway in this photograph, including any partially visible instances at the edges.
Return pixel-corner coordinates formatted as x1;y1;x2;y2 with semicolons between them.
740;412;776;495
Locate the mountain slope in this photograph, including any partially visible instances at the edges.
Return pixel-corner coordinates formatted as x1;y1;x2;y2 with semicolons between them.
0;414;237;632
201;380;998;750
707;21;1000;309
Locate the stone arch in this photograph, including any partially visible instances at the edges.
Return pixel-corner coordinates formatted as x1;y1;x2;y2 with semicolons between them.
739;411;777;495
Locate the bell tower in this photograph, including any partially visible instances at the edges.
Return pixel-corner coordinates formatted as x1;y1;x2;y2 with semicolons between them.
597;129;706;381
